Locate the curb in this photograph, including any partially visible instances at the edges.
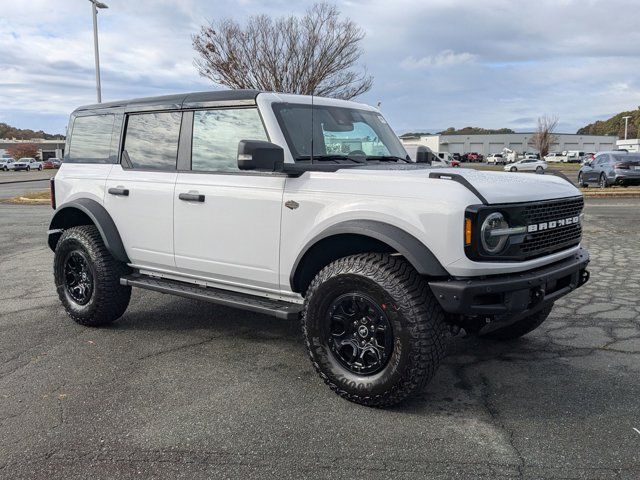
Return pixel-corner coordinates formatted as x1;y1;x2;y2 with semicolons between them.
581;191;640;198
0;177;53;185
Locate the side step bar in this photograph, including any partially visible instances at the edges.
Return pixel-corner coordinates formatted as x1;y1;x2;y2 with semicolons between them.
120;274;302;320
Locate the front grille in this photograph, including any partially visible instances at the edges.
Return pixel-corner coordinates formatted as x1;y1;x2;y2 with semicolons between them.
519;197;584;258
522;197;584;225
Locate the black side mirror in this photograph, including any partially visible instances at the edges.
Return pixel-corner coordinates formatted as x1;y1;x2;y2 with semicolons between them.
237;140;284;172
414;146;431;165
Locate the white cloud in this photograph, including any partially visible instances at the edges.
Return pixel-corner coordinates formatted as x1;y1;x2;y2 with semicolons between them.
400;50;477;70
1;0;640;135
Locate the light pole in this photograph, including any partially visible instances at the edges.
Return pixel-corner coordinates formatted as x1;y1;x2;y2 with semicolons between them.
89;0;108;103
622;115;631;140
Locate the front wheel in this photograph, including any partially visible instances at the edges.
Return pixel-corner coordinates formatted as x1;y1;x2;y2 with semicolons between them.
302;253;449;407
578;173;587;188
510;166;517;172
26;166;30;171
54;225;131;326
480;304;553;341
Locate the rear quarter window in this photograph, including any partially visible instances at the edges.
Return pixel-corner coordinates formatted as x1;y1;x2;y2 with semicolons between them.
66;114;115;164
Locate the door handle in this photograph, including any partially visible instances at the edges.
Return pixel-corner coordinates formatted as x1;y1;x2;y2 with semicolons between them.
179;192;205;202
108;187;129;196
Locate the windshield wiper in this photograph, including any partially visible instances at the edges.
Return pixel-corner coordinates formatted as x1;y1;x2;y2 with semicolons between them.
295;155;366;164
365;155;410;163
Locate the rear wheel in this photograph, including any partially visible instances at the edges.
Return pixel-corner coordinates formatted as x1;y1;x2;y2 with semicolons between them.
302;253;449;407
599;173;608;189
535;166;543;173
54;225;131;327
480;304;553;341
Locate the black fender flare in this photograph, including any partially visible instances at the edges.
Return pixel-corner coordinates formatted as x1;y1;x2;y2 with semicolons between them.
290;219;448;291
48;198;130;263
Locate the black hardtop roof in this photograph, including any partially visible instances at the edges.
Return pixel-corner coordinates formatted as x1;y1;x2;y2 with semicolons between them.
74;89;262;113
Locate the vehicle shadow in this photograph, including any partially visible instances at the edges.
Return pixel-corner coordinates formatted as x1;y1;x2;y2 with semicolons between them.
111;293;632;421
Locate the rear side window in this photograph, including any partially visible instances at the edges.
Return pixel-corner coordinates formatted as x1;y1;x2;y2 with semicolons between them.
123;112;182;170
191;108;267;172
66;114;114;163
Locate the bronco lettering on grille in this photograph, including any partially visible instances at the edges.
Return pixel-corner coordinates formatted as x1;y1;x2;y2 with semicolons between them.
527;216;580;233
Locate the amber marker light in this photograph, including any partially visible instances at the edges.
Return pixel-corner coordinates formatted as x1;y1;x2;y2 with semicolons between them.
464;218;472;246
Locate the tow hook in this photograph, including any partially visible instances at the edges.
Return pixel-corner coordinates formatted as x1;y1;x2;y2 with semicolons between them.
531;287;545;307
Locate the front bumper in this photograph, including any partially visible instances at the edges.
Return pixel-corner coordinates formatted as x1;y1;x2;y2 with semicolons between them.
429;247;589;317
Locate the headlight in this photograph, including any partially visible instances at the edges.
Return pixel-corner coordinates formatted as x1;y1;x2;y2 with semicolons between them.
481;212;509;254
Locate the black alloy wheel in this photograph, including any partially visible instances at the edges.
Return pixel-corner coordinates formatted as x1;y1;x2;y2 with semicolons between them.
326;293;394;375
63;250;94;305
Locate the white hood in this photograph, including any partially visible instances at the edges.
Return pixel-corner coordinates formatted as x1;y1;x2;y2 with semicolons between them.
432;168;581;204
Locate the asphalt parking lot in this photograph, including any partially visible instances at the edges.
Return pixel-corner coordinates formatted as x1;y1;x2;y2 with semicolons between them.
0;200;638;479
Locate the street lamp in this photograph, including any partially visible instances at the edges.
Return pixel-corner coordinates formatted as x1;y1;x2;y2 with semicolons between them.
622;115;632;140
89;0;108;103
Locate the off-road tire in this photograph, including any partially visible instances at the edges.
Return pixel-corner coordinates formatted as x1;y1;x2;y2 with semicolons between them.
54;225;131;327
480;303;553;341
302;253;449;407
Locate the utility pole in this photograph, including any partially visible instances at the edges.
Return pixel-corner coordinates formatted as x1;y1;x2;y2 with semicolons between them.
622;115;631;140
89;1;109;103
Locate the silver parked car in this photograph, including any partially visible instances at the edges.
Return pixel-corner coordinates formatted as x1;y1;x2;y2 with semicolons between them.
0;157;13;171
9;157;43;171
578;152;640;188
504;158;548;173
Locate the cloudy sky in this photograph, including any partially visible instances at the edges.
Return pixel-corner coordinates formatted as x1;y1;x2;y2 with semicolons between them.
1;0;639;135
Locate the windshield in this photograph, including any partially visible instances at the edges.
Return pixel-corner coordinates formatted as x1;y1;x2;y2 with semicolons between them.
272;103;407;162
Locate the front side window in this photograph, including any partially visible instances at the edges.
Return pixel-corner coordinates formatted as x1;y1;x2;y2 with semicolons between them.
67;114;114;163
272;103;407;161
123;112;182;170
191;108;268;172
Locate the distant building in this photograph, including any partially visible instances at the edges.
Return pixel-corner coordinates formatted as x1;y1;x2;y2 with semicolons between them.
616;139;640;152
400;133;618;155
0;139;65;160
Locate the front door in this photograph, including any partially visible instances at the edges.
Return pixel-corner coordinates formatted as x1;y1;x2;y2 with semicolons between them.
173;108;285;293
105;111;182;270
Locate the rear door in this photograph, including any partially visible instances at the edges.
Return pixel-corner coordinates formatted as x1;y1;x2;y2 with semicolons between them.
105;111;182;270
173;107;285;293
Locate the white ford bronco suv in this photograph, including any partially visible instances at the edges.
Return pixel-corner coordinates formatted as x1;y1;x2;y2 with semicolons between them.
48;90;590;407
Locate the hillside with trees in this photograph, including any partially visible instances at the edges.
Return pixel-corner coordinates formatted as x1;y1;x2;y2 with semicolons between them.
400;127;515;138
0;122;64;140
577;108;640;138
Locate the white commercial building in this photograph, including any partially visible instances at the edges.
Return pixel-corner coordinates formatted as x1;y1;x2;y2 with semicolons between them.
616;139;640;152
400;133;618;156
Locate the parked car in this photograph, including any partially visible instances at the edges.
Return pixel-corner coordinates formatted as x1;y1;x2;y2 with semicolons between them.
452;153;462;162
578;152;640;188
564;151;585;163
42;160;55;169
403;145;451;167
47;90;590;407
466;152;482;162
0;157;12;171
523;152;540;159
9;157;43;171
486;153;506;165
580;153;595;165
51;158;63;168
544;152;565;163
504;158;548;173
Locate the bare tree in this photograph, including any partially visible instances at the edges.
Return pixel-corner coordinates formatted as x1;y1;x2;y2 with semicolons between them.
192;3;373;99
528;115;559;157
